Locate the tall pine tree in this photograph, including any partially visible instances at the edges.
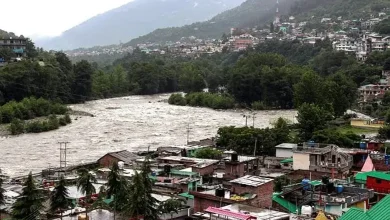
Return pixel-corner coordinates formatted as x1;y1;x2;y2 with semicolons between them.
124;159;158;219
50;175;69;219
12;172;44;219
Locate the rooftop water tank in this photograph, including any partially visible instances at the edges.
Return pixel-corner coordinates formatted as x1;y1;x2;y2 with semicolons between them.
336;185;344;194
302;178;310;190
118;161;124;170
301;205;313;217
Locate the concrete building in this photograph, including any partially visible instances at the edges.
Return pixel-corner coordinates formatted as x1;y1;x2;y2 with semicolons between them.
215;153;260;181
191;176;274;212
157;156;219;176
292;143;353;178
0;37;27;57
275;143;297;158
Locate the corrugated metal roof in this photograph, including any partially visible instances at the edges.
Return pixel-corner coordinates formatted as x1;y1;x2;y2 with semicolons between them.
99;150;139;165
367;171;390;181
229;175;273;187
205;207;256;220
355;171;379;183
280;158;293;164
339;195;390;220
272;193;297;214
338;208;369;220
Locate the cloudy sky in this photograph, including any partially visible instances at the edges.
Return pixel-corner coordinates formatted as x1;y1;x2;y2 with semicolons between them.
1;0;133;39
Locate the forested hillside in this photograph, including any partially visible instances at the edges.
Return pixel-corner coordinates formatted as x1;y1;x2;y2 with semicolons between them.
291;0;390;21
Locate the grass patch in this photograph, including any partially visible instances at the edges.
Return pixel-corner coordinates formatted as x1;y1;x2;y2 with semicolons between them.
336;125;379;134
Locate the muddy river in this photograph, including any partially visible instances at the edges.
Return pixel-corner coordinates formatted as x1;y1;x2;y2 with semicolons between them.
0;94;296;177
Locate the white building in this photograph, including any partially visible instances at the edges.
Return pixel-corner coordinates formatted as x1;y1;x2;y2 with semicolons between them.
275;143;296;158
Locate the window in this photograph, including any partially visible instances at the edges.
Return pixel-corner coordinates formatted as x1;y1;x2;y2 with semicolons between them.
376;179;382;184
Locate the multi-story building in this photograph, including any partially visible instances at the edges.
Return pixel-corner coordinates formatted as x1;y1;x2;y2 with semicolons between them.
191;175;274;212
0;37;27;57
292;143;353;179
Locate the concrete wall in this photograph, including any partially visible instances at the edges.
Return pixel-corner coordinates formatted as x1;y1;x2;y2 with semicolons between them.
276;148;293;158
293;153;310;170
231;181;274;208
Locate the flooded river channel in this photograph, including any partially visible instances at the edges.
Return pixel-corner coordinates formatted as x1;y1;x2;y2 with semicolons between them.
0;94;296;177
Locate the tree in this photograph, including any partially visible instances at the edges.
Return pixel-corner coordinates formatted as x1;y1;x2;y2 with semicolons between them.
0;178;4;206
72;60;93;102
270;22;275;33
91;185;110;212
384;57;390;71
193;147;222;159
297;103;333;141
124;159;158;219
106;162;128;218
273;118;291;143
293;71;326;108
378;125;390;140
12;172;44;219
76;168;97;219
25;38;38;58
50;175;70;219
158;198;185;220
0;48;15;62
324;73;357;117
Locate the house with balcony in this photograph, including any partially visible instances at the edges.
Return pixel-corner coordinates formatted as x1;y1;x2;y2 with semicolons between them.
292;143;353;179
0;37;27;57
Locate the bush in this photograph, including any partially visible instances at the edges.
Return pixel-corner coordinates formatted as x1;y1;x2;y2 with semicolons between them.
184;92;235;109
251;101;266;110
0;97;68;124
59;117;67;126
64;114;71;124
9;119;24;135
48;115;59;130
168;93;186;106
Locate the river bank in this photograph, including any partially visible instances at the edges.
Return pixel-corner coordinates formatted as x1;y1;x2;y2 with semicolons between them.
0;94;297;177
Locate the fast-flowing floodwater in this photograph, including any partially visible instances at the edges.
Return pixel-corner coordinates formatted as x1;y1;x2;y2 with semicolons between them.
0;94;296;177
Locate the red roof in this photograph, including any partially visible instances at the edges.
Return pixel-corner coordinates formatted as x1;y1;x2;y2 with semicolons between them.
205;207;256;220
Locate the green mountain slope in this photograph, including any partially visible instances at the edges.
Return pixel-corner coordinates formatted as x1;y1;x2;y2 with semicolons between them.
125;0;390;46
291;0;390;20
126;0;294;45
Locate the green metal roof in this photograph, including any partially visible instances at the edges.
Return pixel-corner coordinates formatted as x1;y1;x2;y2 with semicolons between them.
339;208;370;220
310;180;322;186
179;192;194;199
354;171;379;184
366;172;390;181
280;158;293;164
272;193;297;214
339;195;390;220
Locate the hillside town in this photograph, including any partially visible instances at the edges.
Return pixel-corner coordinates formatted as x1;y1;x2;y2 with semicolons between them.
2;137;390;219
63;7;390;61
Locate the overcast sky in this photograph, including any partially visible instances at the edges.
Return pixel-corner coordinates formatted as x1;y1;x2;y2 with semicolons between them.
1;0;133;39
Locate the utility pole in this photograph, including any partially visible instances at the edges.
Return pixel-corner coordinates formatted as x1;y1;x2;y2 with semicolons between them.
186;122;190;145
253;138;258;156
59;142;69;176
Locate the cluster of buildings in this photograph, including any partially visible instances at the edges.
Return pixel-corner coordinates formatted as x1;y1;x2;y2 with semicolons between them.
65;44;133;57
3;139;390;219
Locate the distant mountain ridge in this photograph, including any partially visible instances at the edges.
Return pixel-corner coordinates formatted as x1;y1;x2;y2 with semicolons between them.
36;0;246;50
125;0;293;46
